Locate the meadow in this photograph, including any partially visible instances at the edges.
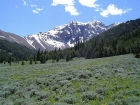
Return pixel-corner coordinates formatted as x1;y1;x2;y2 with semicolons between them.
0;54;140;105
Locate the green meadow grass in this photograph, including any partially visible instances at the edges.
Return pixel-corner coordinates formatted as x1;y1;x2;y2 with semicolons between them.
0;54;140;105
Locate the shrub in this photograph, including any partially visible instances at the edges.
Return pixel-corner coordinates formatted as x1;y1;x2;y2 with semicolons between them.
61;87;75;95
53;102;70;105
114;99;122;105
59;95;77;104
14;99;27;105
107;102;115;105
54;95;60;101
95;87;108;96
29;89;38;97
77;85;89;92
82;91;97;101
112;94;123;101
3;86;17;94
88;79;97;85
51;84;60;91
122;96;140;105
76;71;89;79
124;89;140;96
58;80;71;87
37;100;50;105
0;91;11;98
96;94;104;101
36;91;49;101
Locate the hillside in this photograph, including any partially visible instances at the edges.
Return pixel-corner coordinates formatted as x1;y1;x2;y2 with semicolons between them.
0;54;140;104
0;39;36;61
0;30;33;49
48;18;140;60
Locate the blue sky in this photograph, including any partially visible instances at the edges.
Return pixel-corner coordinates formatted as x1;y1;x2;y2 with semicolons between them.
0;0;139;37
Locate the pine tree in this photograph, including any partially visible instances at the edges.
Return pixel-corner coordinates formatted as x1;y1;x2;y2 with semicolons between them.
8;55;12;66
56;55;59;62
34;56;37;64
29;56;33;65
66;53;70;62
134;45;140;58
0;58;3;63
21;61;25;65
40;54;46;64
37;48;40;61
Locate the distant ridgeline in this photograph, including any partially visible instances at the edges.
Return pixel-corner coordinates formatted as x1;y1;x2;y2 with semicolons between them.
46;18;140;60
0;39;36;63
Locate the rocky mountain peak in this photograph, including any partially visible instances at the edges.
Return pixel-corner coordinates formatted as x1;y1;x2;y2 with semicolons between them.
24;20;119;51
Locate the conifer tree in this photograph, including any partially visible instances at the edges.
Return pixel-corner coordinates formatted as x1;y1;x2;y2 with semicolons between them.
21;61;25;65
29;56;33;64
34;56;37;64
0;58;3;63
66;53;70;62
37;48;40;61
8;55;12;66
40;54;46;64
56;55;59;62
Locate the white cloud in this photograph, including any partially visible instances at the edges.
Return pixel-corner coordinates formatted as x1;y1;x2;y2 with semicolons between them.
100;4;132;17
36;8;43;11
65;5;79;15
22;0;27;6
32;10;38;14
51;0;79;16
31;4;37;7
32;7;43;14
52;0;74;6
78;0;99;8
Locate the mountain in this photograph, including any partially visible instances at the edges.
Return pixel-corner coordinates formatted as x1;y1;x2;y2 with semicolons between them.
24;20;119;51
0;30;33;49
57;18;140;59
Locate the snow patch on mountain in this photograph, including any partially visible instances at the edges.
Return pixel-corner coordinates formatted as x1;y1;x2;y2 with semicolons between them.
9;36;20;44
0;36;5;38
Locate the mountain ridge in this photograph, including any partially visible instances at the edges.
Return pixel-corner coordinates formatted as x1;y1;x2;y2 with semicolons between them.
24;20;119;51
0;30;33;49
0;20;119;51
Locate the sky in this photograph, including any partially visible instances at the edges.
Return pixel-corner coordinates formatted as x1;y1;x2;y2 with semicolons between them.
0;0;139;37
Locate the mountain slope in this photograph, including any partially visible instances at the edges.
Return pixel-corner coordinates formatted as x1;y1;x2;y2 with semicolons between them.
81;18;140;58
0;39;36;61
0;30;33;49
24;20;118;51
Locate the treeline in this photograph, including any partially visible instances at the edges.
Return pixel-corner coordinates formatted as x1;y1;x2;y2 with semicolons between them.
0;39;36;63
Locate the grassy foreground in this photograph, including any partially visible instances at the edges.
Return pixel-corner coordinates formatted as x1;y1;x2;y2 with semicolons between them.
0;54;140;105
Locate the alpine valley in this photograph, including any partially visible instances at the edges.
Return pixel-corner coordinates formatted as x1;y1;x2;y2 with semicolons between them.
0;20;119;51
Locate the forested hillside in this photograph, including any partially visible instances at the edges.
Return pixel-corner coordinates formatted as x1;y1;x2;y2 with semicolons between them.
45;18;140;61
83;18;140;58
0;39;36;62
